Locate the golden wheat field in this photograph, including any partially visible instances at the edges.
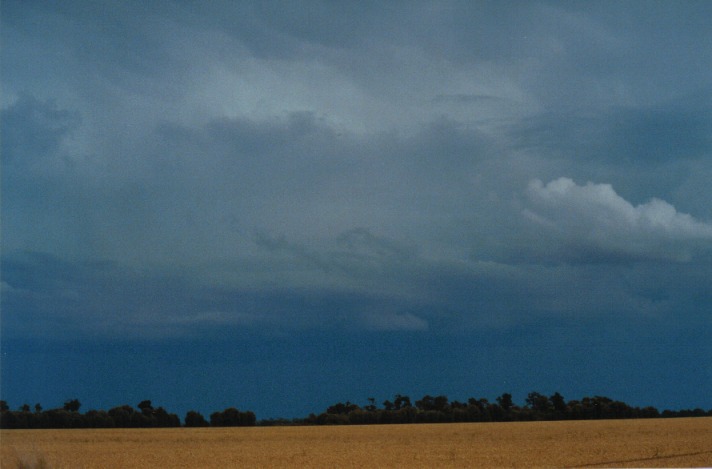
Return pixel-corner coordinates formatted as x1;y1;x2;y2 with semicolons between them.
2;417;711;468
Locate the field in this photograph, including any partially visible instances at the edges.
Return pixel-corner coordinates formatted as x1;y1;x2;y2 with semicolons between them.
2;417;711;468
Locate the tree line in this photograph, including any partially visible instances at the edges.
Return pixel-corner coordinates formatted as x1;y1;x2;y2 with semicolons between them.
2;392;710;429
295;392;711;426
0;399;255;429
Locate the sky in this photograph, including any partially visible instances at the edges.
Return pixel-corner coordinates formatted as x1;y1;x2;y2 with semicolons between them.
2;1;711;420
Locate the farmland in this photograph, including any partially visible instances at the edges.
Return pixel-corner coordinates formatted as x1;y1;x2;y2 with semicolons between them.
2;417;711;468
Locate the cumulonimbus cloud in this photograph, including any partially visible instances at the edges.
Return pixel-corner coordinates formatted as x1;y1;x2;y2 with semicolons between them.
524;177;712;261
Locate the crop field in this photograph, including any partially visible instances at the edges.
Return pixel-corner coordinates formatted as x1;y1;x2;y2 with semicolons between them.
2;417;711;468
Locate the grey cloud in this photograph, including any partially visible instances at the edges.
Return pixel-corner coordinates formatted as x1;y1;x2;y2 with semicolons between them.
510;98;712;164
120;113;508;266
4;223;708;340
2;2;184;102
336;228;416;264
360;311;428;332
503;97;712;220
0;251;190;338
1;239;432;338
1;95;80;168
3;1;712;342
433;94;509;105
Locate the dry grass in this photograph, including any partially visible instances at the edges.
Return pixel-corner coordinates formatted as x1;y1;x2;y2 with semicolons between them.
2;417;711;468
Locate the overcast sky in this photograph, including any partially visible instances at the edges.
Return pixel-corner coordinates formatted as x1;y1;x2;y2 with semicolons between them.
2;1;711;418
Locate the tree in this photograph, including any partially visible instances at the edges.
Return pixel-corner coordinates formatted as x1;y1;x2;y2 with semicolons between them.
138;400;154;415
496;393;514;411
108;405;135;427
550;392;566;413
210;407;256;427
64;399;81;412
326;402;359;415
185;410;209;427
0;401;9;412
525;392;551;415
153;407;180;427
85;410;114;428
415;395;435;411
433;395;449;412
35;403;43;413
393;394;411;410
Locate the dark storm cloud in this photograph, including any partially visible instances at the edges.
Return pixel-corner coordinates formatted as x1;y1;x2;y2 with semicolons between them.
508;97;712;173
1;95;80;166
2;0;711;341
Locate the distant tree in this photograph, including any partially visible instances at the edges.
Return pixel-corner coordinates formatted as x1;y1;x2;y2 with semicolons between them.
0;411;10;428
34;403;43;413
433;395;449;412
316;412;350;425
185;410;209;427
365;397;377;412
326;402;359;415
525;392;551;415
210;407;256;427
550;392;566;413
108;405;135;427
20;403;31;412
415;395;434;411
138;400;154;415
44;409;74;428
153;407;180;427
209;410;223;426
467;397;483;409
64;399;81;412
450;400;466;410
639;406;660;419
393;394;411;410
606;400;632;419
496;393;514;411
488;402;505;421
0;401;9;412
84;410;114;428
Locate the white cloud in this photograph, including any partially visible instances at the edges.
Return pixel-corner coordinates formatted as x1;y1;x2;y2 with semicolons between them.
524;177;712;261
